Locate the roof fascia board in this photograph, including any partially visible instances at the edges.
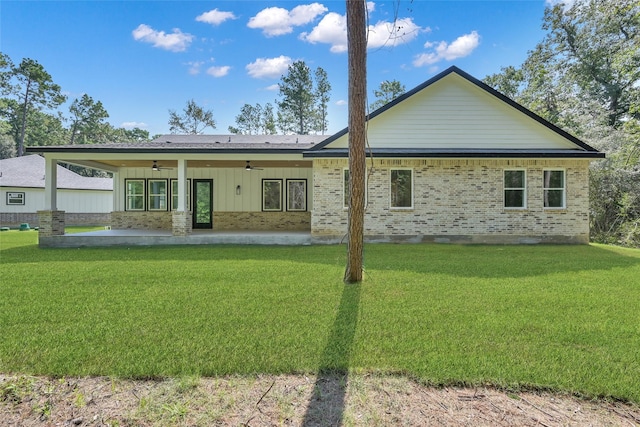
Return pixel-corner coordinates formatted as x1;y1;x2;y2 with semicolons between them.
26;147;309;155
303;149;605;159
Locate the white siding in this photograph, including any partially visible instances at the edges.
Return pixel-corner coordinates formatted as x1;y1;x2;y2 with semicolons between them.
117;167;313;212
0;187;112;213
327;74;578;150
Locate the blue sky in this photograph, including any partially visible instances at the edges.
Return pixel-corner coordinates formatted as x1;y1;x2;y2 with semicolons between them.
1;1;559;137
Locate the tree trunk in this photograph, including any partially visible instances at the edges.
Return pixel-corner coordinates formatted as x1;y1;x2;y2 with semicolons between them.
17;79;31;157
344;0;367;284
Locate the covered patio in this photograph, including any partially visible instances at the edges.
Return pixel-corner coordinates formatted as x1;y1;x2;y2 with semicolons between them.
28;135;320;247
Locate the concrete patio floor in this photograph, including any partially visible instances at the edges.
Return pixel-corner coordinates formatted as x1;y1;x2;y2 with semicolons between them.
38;229;313;248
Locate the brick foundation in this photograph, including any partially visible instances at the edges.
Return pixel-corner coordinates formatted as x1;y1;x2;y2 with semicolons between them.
0;212;110;228
172;211;193;236
37;210;65;237
111;211;172;230
213;211;311;231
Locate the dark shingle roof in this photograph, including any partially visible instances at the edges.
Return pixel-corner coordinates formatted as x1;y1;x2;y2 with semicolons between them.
26;135;323;154
0;155;113;190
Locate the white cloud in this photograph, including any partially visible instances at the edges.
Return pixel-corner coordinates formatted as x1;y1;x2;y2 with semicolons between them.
413;31;480;67
248;3;328;37
246;55;292;79
265;84;280;91
367;18;422;49
207;65;231;77
187;61;204;75
301;13;423;53
121;121;147;129
300;12;347;52
336;100;347;106
196;9;237;26
132;24;194;52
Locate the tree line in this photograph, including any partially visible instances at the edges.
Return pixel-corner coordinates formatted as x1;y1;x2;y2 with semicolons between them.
483;0;639;247
0;54;151;161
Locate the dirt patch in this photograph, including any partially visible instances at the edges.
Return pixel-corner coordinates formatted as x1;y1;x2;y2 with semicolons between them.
1;373;638;426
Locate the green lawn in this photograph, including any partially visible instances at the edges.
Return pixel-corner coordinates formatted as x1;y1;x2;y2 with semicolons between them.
1;230;639;403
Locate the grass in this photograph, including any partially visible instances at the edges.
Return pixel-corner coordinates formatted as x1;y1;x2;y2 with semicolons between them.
1;230;639;403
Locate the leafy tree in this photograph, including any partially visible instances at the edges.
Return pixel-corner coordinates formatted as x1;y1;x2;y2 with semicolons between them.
0;134;16;159
1;98;68;149
228;102;276;135
314;67;331;134
369;79;405;110
277;61;316;134
7;58;67;156
69;94;109;144
0;53;14;95
276;61;331;134
168;99;216;134
482;0;640;247
542;0;640;128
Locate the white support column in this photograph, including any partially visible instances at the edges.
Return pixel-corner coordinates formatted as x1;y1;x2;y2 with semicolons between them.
44;156;58;210
172;158;192;236
177;159;188;212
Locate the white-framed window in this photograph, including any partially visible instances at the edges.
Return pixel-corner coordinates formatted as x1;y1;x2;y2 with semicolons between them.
6;192;25;205
343;169;350;209
504;169;526;209
343;168;369;209
286;179;307;212
262;179;282;211
543;169;566;209
170;179;191;211
148;179;168;211
125;179;145;211
390;168;413;209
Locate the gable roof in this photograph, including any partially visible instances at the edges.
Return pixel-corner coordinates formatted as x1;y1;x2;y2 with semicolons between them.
0;155;113;190
306;66;603;158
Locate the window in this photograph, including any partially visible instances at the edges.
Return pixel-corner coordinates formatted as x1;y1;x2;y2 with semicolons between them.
262;179;282;211
504;170;526;209
544;170;565;208
125;179;145;211
148;179;168;211
170;179;191;211
287;179;307;211
343;169;350;209
390;169;413;209
6;192;25;205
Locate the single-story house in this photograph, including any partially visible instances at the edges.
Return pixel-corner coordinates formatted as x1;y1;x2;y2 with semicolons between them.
26;66;604;247
0;154;112;228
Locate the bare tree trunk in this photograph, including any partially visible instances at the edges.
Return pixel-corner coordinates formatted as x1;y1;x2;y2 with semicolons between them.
344;0;367;284
17;80;31;157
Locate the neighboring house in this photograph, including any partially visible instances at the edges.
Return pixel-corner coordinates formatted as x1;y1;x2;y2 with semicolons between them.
26;66;604;246
0;154;113;227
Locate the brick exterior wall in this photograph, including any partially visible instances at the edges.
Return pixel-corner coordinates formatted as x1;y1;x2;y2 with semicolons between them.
0;213;110;228
37;210;65;237
111;211;172;230
311;158;591;244
213;211;311;231
172;211;193;236
110;210;310;231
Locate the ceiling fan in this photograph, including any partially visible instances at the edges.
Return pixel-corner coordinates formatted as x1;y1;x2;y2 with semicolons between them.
151;160;173;171
245;160;263;171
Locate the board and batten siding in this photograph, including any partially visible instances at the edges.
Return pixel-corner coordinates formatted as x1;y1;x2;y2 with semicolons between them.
325;73;577;150
0;187;113;214
116;167;313;212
